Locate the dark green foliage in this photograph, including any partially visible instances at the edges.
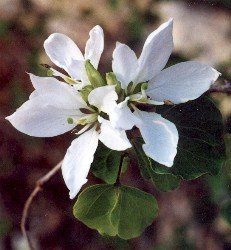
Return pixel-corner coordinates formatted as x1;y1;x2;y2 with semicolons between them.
132;138;180;192
156;96;225;179
91;143;122;184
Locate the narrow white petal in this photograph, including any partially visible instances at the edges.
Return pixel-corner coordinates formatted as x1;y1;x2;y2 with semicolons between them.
29;74;86;109
6;97;80;137
135;19;173;83
112;42;139;89
99;118;132;151
109;102;141;130
134;110;178;167
44;33;84;78
147;61;220;104
62;128;99;199
85;25;104;69
88;85;118;113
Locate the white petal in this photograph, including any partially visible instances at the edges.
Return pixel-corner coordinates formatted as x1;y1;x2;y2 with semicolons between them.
68;62;90;87
134;110;178;167
29;74;86;109
135;19;173;83
67;59;86;81
6;97;80;137
88;85;118;113
44;33;84;78
99;118;132;151
109;101;141;130
85;25;104;69
147;61;220;104
112;42;139;89
62;128;99;199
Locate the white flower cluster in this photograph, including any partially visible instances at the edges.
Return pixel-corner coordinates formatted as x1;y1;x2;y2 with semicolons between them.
6;19;219;199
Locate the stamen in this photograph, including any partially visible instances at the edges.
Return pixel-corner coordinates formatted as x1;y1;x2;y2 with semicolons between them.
130;103;138;111
79;108;95;114
118;97;130;108
141;83;148;100
147;99;165;105
76;113;98;125
41;64;79;85
76;124;92;135
129;93;142;102
50;68;78;85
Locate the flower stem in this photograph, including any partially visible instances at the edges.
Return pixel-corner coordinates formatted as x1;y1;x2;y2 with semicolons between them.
115;153;128;186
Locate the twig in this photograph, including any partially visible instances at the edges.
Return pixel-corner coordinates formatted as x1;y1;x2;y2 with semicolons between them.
21;160;63;250
208;81;231;95
115;153;128;186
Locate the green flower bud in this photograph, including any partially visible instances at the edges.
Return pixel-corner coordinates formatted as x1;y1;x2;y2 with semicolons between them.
85;60;106;88
106;72;121;93
106;72;119;85
80;85;94;102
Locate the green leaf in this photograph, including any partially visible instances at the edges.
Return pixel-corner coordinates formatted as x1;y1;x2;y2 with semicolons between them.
149;172;180;192
132;139;180;192
73;184;158;239
121;156;130;174
91;143;122;184
224;134;231;178
74;184;118;236
156;96;226;180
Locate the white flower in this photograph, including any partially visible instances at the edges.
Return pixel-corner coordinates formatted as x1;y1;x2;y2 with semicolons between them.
111;18;220;167
6;74;131;199
6;20;221;199
44;25;104;89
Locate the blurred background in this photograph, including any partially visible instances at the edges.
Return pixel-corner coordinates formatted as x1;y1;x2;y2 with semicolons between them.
0;0;231;249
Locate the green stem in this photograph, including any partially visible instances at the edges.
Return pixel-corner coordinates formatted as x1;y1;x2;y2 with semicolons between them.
115;153;128;186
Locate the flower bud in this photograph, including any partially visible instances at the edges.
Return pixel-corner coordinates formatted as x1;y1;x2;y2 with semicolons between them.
106;72;121;93
80;85;94;102
85;60;106;88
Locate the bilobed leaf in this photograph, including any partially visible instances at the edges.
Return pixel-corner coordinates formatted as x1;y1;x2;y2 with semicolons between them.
132;138;180;192
148;171;180;192
156;96;226;179
73;184;117;236
132;138;152;179
91;142;121;184
73;184;158;239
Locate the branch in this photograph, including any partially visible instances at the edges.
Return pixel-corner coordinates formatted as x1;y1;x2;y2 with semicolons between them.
208;81;231;95
21;160;63;250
